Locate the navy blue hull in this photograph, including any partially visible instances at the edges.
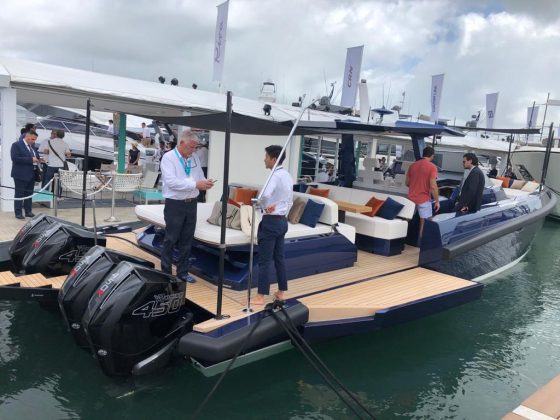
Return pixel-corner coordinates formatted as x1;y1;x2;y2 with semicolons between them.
137;226;357;290
421;218;542;279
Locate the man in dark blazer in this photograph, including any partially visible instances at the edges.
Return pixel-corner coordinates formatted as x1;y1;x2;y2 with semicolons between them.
456;152;485;214
11;130;40;219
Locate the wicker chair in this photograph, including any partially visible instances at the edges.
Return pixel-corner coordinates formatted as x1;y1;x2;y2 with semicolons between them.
58;169;99;197
113;173;142;198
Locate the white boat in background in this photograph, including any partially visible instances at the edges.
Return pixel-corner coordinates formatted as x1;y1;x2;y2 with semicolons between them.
512;146;560;219
258;80;276;103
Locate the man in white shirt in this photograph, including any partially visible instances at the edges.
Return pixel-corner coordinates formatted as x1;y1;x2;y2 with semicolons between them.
141;122;151;147
252;145;293;305
160;130;214;283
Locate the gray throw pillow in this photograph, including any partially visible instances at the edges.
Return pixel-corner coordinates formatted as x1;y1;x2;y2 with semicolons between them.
207;202;242;230
288;197;307;224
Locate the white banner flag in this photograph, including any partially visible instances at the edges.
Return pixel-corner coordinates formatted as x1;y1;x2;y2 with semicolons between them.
430;73;444;122
527;105;539;128
486;92;499;129
212;0;229;82
340;45;363;108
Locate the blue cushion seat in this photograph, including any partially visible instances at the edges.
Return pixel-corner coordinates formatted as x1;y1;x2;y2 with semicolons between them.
377;196;404;220
299;199;325;227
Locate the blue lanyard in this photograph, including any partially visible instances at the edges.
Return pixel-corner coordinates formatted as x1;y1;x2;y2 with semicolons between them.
174;149;191;177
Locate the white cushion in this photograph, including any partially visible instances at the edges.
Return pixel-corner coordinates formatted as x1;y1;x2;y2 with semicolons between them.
344;213;409;240
293;191;338;225
521;181;540;192
135;203;343;246
315;183;415;220
489;178;503;187
502;188;531;198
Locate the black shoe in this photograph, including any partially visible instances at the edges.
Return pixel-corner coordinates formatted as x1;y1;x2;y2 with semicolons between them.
177;274;196;283
15;215;25;220
25;213;35;218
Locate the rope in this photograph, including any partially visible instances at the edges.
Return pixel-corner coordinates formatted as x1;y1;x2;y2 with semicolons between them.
59;175;113;197
0;179;54;201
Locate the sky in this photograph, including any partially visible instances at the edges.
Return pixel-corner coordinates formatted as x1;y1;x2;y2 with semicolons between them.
1;0;559;129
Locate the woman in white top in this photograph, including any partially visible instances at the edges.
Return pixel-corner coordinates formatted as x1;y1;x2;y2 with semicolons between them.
42;130;71;196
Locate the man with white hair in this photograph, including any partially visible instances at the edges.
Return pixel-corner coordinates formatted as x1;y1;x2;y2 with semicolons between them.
160;130;215;283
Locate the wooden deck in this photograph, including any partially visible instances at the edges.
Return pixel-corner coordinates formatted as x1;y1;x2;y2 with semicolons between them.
503;374;560;419
0;270;66;289
0;231;475;337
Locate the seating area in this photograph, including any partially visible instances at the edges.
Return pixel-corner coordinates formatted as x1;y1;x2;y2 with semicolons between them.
489;178;541;199
135;190;356;246
311;183;416;256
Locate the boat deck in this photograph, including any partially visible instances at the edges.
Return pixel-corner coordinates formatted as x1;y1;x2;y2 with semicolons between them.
0;231;480;334
105;232;478;334
503;374;560;419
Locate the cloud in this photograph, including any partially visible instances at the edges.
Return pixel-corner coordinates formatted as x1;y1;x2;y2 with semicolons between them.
1;0;559;129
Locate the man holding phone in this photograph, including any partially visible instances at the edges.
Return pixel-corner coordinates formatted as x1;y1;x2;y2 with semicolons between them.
160;130;214;283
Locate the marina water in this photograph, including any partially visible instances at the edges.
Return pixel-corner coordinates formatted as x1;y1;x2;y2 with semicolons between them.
1;221;559;419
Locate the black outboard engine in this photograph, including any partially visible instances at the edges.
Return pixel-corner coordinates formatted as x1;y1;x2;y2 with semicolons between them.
21;222;106;276
9;214;78;273
58;246;155;349
82;262;192;376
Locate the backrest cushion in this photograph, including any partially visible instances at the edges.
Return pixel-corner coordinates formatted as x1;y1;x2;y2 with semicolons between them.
207;202;242;230
489;178;503;187
377;197;405;220
364;196;385;217
300;199;325;228
233;188;258;205
288;197;307;224
521;181;540;192
308;187;330;198
496;176;510;188
510;180;527;190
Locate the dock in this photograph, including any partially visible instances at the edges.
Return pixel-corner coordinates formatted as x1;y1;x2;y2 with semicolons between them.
503;374;560;419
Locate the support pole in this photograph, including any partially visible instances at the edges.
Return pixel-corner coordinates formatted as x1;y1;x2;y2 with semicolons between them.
104;171;119;222
118;113;127;173
215;91;233;320
81;99;92;226
539;93;550;143
540;123;555;192
53;173;59;217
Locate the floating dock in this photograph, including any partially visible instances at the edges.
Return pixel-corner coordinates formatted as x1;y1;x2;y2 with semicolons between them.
503;374;560;419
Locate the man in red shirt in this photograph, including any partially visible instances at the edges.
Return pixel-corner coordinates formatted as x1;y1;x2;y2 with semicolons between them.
405;146;440;241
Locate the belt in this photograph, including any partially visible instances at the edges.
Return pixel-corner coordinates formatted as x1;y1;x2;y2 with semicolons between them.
167;197;197;203
263;214;286;219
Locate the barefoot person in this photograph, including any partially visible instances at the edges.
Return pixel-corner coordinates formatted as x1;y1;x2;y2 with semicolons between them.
252;145;293;305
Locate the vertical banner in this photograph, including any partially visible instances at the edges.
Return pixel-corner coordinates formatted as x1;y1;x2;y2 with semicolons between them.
430;73;444;123
527;105;539;128
212;0;229;83
340;45;364;108
486;92;499;129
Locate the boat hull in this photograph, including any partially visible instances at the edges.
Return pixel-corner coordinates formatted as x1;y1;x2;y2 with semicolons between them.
419;189;555;279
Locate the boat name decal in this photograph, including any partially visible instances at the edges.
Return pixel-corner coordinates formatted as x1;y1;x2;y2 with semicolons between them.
131;292;183;318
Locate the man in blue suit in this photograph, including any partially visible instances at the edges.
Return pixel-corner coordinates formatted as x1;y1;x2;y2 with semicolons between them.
11;130;40;219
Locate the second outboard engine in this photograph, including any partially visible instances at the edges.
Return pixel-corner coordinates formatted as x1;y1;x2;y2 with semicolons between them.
58;246;155;349
9;214;77;273
82;262;192;376
22;223;106;276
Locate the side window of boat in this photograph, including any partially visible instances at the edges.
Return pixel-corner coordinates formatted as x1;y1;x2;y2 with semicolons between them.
40;120;66;131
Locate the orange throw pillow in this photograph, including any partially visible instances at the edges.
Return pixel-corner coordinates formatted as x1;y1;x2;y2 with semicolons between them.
496;176;510;188
228;198;240;208
308;187;330;198
233;188;258;205
364;196;385;217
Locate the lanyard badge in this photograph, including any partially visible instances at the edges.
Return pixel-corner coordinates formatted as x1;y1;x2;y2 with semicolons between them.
174;149;191;177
